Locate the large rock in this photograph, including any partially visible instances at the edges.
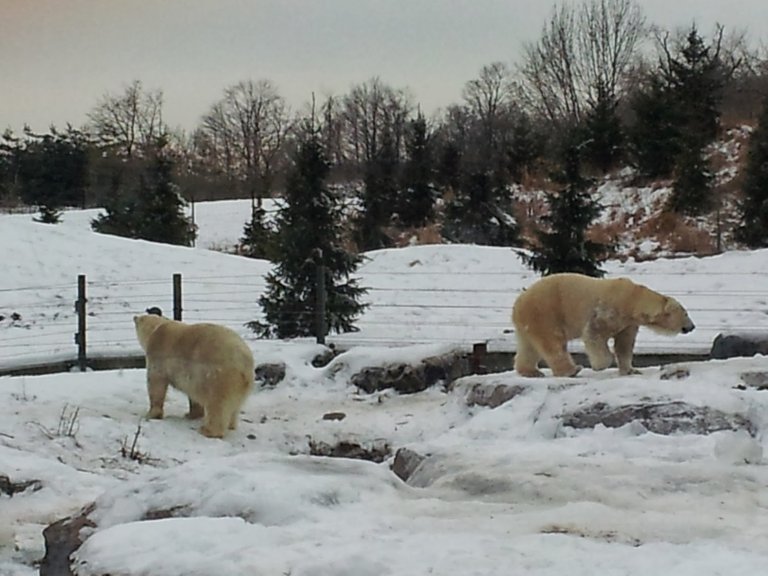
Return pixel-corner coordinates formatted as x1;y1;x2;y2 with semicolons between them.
350;353;468;394
254;362;286;387
562;401;757;436
464;382;528;408
391;448;427;482
711;332;768;359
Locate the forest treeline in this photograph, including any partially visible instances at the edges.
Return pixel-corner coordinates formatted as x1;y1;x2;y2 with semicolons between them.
3;0;768;255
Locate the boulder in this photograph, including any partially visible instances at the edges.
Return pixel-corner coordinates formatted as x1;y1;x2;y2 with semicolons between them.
391;448;427;482
562;401;757;436
711;332;768;359
465;382;528;408
350;352;468;394
308;439;391;463
254;362;286;387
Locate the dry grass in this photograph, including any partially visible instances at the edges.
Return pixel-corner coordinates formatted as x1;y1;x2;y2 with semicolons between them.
637;212;716;255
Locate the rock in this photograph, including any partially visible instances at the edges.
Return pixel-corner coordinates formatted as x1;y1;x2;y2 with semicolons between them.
254;362;286;387
465;383;528;408
350;352;468;394
312;347;336;368
0;474;42;496
322;411;346;421
659;365;690;380
562;401;756;436
391;448;427;482
739;371;768;390
40;505;95;576
711;332;768;359
308;439;391;463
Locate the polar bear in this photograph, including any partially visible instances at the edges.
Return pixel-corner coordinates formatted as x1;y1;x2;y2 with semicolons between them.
133;314;255;438
512;273;695;377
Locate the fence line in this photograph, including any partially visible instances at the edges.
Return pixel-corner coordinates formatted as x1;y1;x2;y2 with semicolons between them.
1;268;767;373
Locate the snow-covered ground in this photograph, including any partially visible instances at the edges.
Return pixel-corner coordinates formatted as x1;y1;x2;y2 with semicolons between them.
2;204;768;575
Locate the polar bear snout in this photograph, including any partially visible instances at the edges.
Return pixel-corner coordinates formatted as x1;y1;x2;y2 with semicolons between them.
682;321;695;334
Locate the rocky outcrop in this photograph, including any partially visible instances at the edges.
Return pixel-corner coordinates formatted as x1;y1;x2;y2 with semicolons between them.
464;382;528;408
308;439;391;463
350;353;469;394
562;401;757;436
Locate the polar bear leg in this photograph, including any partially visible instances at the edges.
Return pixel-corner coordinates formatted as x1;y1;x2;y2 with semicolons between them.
514;332;544;377
146;371;170;419
614;325;641;375
584;337;614;371
534;333;581;377
186;398;204;419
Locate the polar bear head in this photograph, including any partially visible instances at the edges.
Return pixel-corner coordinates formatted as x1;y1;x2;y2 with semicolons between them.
641;295;695;335
133;314;170;351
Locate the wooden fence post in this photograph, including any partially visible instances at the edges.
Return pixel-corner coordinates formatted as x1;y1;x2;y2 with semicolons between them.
75;274;87;371
315;254;327;345
173;273;182;321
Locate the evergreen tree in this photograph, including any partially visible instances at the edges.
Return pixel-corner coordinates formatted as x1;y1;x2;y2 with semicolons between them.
582;84;624;174
522;143;610;277
435;140;462;194
667;135;713;216
505;113;541;184
735;98;768;247
398;113;435;227
668;26;724;144
18;127;90;222
355;127;399;250
0;130;22;204
92;136;196;246
630;25;728;180
628;75;681;178
254;120;367;339
239;204;275;259
442;168;520;246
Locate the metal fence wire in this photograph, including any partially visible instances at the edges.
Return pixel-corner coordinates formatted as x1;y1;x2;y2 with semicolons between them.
1;268;766;371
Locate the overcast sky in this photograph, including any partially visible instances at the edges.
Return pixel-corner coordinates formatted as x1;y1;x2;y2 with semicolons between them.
2;0;766;134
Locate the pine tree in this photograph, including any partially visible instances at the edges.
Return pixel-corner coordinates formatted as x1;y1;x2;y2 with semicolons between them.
505;113;541;184
442;168;520;246
398;113;435;227
668;26;724;144
735;98;768;247
254;119;367;339
18;127;90;222
522;143;610;277
582;84;623;174
239;204;274;259
667;135;713;216
355;127;399;250
629;75;681;178
92;136;196;246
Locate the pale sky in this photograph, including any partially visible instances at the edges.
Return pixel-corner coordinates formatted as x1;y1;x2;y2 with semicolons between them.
1;0;766;134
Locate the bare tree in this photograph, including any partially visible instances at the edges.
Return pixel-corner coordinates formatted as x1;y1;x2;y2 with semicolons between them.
198;80;291;205
342;78;412;165
519;0;647;125
462;62;517;156
88;80;165;157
